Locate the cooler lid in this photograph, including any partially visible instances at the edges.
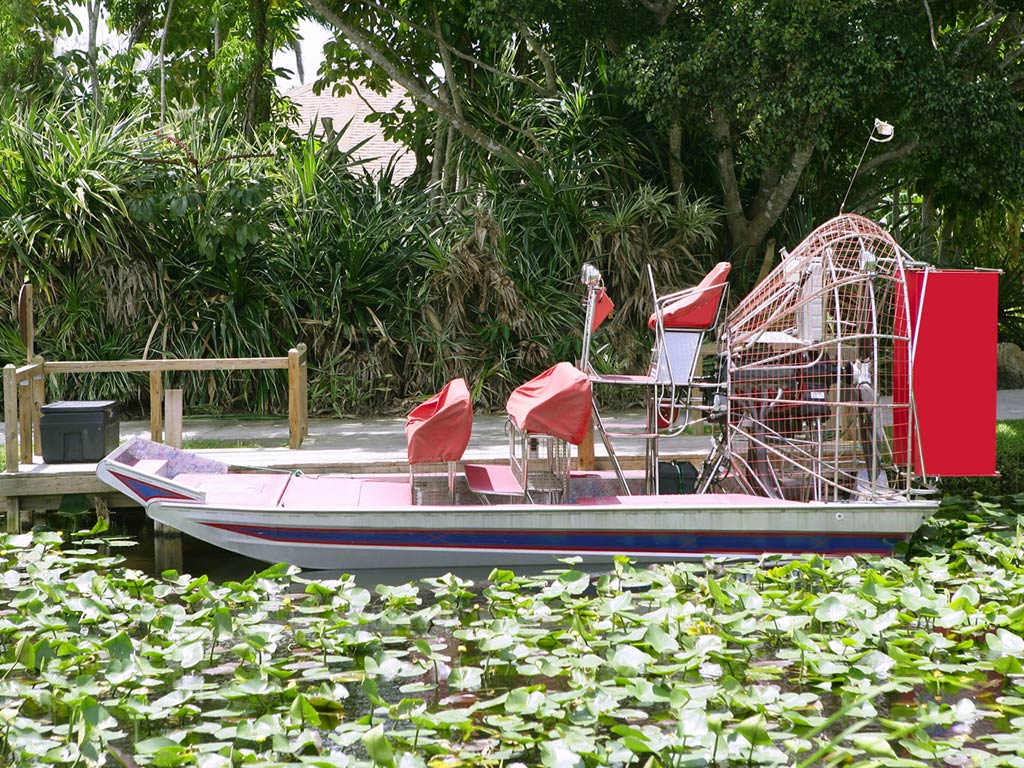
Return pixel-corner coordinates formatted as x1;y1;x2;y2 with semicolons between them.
41;400;119;414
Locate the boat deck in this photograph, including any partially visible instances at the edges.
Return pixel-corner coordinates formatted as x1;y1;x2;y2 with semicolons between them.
1;445;710;525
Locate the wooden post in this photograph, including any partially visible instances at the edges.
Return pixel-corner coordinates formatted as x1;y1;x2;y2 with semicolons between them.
4;364;18;473
164;389;183;449
31;356;44;453
149;371;163;441
298;343;309;439
5;496;21;534
18;376;32;463
288;346;304;449
154;522;183;573
578;413;595;471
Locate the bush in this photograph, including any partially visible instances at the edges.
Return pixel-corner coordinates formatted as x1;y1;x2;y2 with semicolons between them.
940;419;1024;497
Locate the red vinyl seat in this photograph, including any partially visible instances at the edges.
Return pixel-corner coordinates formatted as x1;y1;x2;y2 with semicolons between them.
648;262;732;330
506;362;592;446
405;377;473;465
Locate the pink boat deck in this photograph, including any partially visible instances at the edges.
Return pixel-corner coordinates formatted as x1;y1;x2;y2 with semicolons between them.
575;493;804;507
170;471;806;510
173;473;412;508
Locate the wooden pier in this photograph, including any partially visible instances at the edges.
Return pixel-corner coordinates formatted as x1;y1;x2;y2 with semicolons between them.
2;345;309;571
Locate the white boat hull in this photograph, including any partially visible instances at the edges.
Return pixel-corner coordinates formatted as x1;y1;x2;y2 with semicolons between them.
97;439;933;572
147;496;932;570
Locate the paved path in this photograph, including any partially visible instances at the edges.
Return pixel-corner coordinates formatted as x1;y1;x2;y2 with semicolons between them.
119;412;710;463
5;390;1023;463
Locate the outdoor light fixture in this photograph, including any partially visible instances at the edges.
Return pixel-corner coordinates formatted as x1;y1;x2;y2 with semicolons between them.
871;118;895;142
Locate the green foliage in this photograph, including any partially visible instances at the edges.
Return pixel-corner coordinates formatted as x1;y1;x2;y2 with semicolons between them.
2;522;1024;764
105;0;306;134
940;420;1024;498
0;77;720;415
0;0;82;99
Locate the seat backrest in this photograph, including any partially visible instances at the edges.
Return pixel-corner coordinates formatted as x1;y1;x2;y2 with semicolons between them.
650;329;704;385
648;262;732;331
506;362;592;445
405;378;473;464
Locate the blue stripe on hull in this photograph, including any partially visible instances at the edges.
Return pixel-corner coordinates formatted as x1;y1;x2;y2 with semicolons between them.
109;470;194;502
202;523;904;557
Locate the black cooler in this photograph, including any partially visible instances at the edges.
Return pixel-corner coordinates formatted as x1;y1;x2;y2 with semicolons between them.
40;400;120;463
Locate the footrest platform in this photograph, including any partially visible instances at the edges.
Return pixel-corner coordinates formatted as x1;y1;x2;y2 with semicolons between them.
464;463;523;497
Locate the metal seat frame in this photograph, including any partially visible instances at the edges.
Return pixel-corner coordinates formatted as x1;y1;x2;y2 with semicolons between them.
580;264;729;493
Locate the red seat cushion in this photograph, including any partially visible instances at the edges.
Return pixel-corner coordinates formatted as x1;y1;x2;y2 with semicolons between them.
648;262;731;330
506;363;592;445
405;378;473;464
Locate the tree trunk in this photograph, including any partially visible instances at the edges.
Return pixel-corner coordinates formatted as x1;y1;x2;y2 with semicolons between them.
160;0;174;123
214;15;223;99
711;107;815;262
245;0;272;139
668;118;683;199
753;238;776;287
292;38;305;84
86;0;100;108
1009;203;1023;266
430;115;447;192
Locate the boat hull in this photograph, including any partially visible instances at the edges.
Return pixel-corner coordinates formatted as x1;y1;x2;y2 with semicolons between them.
97;438;933;572
147;497;932;570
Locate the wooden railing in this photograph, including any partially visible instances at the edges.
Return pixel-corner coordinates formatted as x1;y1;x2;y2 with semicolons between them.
3;345;308;471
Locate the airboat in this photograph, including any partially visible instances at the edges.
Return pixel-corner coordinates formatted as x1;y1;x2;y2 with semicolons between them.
97;214;997;570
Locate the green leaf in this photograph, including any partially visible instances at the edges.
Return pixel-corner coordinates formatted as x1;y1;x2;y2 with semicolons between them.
289;693;321;727
557;570;591;595
177;640;204;669
212;607;233;640
134;737;181;755
851;733;897;757
540;738;583;768
104;631;135;662
707;575;733;607
361;724;395;767
735;714;772;746
814;595;848;622
987;628;1024;657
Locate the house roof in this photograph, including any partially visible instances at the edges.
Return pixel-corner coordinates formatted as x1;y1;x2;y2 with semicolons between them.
285;82;417;180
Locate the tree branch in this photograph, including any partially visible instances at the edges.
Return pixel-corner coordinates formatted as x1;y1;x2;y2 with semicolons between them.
523;28;558;96
859;138;919;176
922;0;937;50
1001;41;1024;69
985;10;1020;56
351;0;549;95
302;0;533;167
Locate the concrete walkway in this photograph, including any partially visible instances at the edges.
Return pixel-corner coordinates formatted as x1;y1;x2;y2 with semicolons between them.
118;411;709;463
114;388;1024;462
5;390;1023;464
